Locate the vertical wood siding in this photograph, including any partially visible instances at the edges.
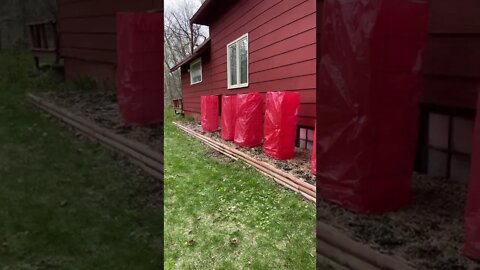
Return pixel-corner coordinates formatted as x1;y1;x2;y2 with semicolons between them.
181;0;316;127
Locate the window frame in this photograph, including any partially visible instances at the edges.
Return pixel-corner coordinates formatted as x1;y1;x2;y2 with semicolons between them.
226;33;249;89
296;126;315;150
424;110;474;180
189;57;202;85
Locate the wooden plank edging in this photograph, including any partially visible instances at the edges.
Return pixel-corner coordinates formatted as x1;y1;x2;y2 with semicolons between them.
27;93;163;180
317;222;415;270
173;121;316;202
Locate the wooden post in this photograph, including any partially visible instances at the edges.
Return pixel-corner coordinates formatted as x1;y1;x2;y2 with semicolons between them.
52;21;60;63
41;23;48;48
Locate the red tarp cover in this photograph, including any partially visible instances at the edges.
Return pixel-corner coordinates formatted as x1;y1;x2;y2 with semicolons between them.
201;96;219;132
116;12;163;125
263;92;300;160
464;95;480;260
234;93;264;147
221;95;237;140
317;0;429;213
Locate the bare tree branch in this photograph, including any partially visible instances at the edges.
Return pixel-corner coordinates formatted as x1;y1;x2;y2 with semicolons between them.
164;0;209;103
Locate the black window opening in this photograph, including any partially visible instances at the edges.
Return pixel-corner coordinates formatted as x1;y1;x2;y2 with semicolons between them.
423;110;475;182
296;126;314;150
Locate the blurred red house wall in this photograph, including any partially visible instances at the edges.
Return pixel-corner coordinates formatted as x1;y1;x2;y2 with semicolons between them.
57;0;163;88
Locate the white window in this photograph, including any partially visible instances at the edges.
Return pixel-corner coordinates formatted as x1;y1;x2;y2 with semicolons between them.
190;58;202;85
227;33;248;89
297;127;314;150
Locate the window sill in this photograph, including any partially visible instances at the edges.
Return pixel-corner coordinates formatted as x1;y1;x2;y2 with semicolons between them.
228;83;249;90
190;80;203;85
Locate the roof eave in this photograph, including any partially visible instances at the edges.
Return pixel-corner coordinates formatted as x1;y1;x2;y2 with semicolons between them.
190;0;237;26
190;0;213;25
169;39;211;72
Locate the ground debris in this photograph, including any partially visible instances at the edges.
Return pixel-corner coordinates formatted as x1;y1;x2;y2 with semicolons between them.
230;238;239;247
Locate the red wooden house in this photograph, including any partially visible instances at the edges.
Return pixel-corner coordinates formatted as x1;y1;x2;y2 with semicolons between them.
57;0;163;88
173;0;480;181
414;0;480;182
170;0;316;150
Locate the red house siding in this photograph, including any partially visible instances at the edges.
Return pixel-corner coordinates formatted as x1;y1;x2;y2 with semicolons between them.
421;0;480;109
57;0;162;87
412;1;480;178
181;0;316;127
181;0;480;127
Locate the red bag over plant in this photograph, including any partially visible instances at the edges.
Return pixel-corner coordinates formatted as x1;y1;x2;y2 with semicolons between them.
263;92;300;160
464;95;480;260
116;12;163;125
234;93;264;147
317;0;429;213
201;96;219;132
311;126;316;175
221;95;237;140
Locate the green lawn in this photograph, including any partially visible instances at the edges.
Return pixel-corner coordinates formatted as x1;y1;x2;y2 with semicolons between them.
0;53;163;269
164;113;316;269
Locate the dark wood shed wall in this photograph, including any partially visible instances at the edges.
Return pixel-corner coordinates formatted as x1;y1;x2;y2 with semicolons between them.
57;0;162;86
181;0;316;127
421;0;480;109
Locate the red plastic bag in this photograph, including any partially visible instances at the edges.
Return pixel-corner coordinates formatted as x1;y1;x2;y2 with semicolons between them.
311;126;316;175
263;92;300;160
221;95;237;140
464;95;480;260
234;93;264;147
116;12;163;125
317;0;429;213
201;96;219;132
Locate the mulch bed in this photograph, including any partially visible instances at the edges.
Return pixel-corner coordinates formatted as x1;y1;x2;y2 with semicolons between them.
318;173;479;270
40;91;162;152
180;121;316;186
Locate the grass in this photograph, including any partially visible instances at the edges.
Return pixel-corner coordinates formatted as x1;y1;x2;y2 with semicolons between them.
163;111;316;269
0;53;162;269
